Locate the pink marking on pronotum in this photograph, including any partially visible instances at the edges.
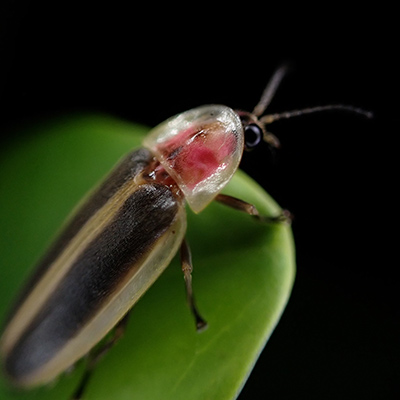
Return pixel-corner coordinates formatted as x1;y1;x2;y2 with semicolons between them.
155;122;237;190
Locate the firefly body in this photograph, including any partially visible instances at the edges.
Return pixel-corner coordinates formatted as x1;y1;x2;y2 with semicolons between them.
0;66;371;393
0;105;246;388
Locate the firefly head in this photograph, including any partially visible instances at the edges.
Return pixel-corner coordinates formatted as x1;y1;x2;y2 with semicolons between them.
236;110;281;151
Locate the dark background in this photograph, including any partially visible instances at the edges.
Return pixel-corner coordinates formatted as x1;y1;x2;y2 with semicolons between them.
1;1;398;399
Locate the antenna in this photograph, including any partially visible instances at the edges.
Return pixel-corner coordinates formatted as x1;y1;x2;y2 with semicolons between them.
248;65;373;146
240;65;373;149
252;64;289;117
261;104;373;124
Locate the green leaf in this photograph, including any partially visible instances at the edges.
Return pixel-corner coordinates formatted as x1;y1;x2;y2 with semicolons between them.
0;114;295;400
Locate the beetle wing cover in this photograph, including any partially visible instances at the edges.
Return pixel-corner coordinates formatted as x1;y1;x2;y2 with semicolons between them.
143;105;244;213
0;148;186;387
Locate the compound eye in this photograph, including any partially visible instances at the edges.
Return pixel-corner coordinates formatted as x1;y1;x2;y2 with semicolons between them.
244;123;263;150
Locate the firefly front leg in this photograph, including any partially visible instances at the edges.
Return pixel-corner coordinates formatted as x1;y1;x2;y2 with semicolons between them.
215;193;292;224
71;313;131;400
180;238;208;332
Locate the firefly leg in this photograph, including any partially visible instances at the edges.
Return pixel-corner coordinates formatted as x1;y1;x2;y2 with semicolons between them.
180;238;208;332
70;312;131;400
215;193;292;224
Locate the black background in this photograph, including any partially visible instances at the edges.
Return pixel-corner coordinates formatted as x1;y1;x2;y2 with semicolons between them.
1;2;398;399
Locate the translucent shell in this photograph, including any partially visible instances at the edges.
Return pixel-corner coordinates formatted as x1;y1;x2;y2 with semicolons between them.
143;105;244;213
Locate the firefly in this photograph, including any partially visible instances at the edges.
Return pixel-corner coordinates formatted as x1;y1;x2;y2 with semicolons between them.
0;66;371;399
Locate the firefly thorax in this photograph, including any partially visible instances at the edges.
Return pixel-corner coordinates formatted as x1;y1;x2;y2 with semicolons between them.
143;105;244;213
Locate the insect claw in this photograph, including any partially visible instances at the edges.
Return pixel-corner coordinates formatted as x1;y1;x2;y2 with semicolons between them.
255;209;293;225
278;209;293;224
195;317;208;332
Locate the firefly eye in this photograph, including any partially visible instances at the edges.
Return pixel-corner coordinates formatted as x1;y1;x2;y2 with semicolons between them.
244;123;263;150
